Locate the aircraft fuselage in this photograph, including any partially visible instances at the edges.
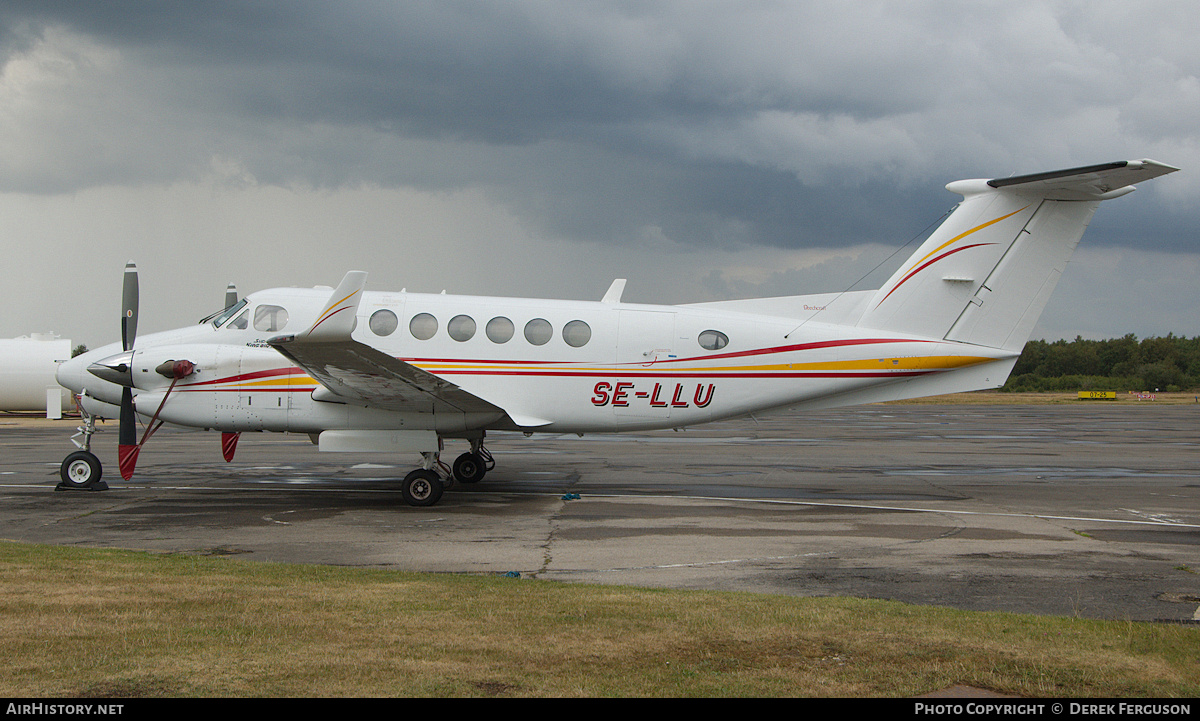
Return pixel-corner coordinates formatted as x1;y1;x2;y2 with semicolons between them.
58;287;1012;437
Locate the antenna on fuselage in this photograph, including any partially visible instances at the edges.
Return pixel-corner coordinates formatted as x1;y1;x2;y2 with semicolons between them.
601;279;627;304
781;206;954;339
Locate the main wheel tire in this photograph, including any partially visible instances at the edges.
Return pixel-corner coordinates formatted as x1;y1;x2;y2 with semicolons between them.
401;469;444;507
60;451;103;489
452;452;487;484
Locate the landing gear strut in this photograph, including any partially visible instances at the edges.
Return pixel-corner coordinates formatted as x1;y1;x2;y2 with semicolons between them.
57;400;108;491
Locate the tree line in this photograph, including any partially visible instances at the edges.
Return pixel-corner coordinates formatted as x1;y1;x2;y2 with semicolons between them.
1003;334;1200;393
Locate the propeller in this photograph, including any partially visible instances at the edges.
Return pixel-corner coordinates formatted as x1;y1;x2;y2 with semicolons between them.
117;262;140;480
90;262;199;481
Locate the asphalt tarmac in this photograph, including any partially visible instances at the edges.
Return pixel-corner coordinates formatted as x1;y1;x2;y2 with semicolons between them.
2;403;1198;622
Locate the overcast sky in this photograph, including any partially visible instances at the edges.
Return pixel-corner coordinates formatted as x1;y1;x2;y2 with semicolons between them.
1;1;1196;348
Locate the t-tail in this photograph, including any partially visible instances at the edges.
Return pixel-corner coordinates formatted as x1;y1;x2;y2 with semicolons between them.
856;159;1179;352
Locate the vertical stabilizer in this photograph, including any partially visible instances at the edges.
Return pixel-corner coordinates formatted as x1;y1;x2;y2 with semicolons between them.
856;159;1178;351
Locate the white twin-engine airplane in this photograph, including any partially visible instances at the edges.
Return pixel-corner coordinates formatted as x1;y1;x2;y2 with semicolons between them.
55;159;1178;506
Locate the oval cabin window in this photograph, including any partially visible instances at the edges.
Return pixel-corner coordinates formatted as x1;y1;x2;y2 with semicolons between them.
448;315;476;342
562;320;591;348
409;313;438;340
698;330;729;351
524;318;553;346
369;309;398;336
486;317;514;343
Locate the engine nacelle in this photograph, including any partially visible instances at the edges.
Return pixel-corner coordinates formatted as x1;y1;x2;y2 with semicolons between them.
129;344;310;432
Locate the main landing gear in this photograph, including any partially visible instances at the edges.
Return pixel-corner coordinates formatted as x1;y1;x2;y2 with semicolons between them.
400;439;495;507
401;467;442;507
57;402;108;491
452;439;494;485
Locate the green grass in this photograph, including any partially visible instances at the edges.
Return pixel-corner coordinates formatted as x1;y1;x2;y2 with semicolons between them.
1;541;1196;697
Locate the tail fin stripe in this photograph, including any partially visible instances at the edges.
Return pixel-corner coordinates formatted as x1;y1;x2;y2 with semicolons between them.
905;205;1029;276
874;242;996;309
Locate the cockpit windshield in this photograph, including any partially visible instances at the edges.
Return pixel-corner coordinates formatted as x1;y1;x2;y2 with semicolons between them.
199;298;249;328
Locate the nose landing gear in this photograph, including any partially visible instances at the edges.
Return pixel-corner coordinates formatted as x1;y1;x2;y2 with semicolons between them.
57;400;108;491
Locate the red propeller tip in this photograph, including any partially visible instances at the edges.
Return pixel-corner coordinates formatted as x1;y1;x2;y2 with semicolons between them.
118;444;141;481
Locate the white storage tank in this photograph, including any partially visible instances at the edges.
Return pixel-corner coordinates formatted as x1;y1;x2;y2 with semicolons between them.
0;334;74;417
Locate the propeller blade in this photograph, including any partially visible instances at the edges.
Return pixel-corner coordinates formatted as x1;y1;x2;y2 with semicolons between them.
222;432;240;462
118;387;139;480
119;262;140;480
121;261;138;352
118;444;140;481
119;388;136;446
225;283;238;309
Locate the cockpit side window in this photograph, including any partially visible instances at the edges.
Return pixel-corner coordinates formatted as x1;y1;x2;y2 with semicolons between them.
204;299;248;328
228;308;248;330
253;305;289;332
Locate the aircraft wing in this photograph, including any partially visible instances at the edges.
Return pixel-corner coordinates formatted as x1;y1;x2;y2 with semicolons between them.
267;271;506;418
270;334;506;416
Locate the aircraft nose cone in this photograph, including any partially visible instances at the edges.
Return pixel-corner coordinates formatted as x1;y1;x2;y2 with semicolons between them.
87;350;135;388
55;353;87;394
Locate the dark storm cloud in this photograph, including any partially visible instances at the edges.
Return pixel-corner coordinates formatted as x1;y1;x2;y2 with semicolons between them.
4;2;717;139
0;1;1195;255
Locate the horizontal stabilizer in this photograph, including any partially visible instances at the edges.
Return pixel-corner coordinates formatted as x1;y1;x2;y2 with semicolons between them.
984;158;1178;200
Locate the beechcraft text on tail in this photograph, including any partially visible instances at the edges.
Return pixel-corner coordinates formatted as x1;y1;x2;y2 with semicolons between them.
54;159;1180;506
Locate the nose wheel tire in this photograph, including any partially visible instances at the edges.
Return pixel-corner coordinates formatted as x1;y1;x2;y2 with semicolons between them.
401;469;444;507
58;451;107;491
